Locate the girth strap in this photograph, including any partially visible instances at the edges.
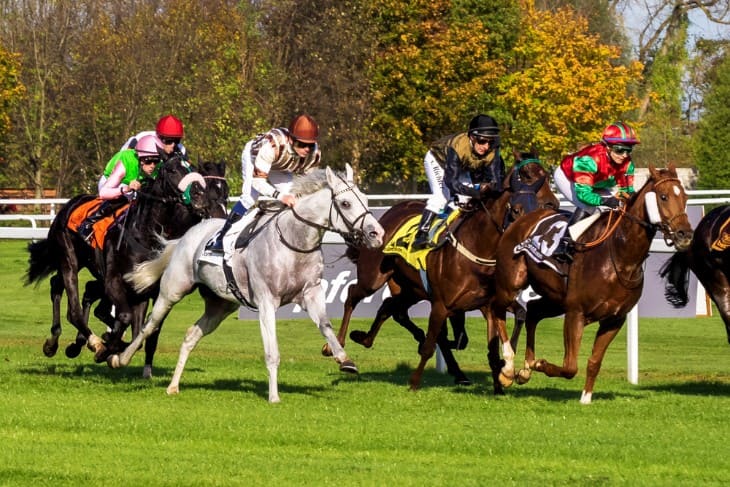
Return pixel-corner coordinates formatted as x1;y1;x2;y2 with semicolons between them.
222;260;258;311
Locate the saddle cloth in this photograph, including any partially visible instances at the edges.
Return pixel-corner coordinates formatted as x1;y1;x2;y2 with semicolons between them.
711;216;730;251
382;209;461;271
514;211;601;275
67;199;129;249
199;208;264;265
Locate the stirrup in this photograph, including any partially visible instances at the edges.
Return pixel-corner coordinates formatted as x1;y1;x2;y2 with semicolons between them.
411;235;432;250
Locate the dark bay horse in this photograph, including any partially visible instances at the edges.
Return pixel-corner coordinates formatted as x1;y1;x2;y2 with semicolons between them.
25;156;221;372
324;153;559;387
661;204;730;343
491;164;693;403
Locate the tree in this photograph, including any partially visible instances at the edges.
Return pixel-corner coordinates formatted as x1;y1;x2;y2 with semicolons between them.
0;42;25;182
693;51;730;188
498;3;643;164
364;0;521;191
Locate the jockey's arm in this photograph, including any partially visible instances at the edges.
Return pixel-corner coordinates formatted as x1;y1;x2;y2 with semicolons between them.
444;148;480;199
98;163;129;200
251;167;296;206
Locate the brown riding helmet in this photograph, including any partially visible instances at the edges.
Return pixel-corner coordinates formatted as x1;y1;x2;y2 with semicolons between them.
288;114;319;143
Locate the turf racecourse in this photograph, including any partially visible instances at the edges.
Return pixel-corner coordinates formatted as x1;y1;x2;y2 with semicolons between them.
2;239;730;486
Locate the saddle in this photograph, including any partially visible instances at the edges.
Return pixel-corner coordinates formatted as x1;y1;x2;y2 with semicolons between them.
515;211;600;275
67;199;129;249
383;209;462;271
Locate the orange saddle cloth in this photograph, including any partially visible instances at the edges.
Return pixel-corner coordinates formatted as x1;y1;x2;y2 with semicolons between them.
67;199;129;249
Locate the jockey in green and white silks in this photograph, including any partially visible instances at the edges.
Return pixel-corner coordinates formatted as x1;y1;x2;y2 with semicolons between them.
413;113;505;250
78;134;165;242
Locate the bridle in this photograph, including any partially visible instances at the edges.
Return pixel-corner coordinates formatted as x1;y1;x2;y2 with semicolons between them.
276;176;373;253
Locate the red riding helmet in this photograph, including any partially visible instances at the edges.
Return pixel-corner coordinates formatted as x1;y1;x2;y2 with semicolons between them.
135;134;164;158
156;114;185;138
288;114;319;143
602;122;639;145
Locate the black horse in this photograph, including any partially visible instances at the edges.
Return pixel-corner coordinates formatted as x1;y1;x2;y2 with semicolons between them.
25;156;225;372
661;204;730;343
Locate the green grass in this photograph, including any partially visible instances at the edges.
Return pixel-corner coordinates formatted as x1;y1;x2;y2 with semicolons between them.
2;239;730;485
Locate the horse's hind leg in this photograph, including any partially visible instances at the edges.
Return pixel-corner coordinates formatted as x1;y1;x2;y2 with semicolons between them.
167;295;237;396
448;312;468;350
435;324;470;386
43;274;64;357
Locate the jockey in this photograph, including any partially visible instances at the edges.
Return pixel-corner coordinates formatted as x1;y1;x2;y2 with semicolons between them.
552;121;640;262
119;114;187;160
412;113;504;250
205;113;321;254
78;134;165;242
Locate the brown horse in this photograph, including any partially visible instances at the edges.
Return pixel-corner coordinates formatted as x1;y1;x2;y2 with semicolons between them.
491;163;693;403
324;152;559;388
661;204;730;344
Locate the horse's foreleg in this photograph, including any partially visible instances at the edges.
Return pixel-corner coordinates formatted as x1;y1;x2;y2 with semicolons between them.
534;310;585;381
483;305;515;387
409;306;447;391
167;296;235;396
448;312;468;350
257;299;282;403
109;298;172;368
304;285;357;373
580;316;624;404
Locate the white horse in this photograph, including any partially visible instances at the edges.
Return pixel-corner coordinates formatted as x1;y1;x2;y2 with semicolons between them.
111;165;385;402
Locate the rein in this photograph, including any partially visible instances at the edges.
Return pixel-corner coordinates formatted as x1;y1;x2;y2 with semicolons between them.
276;181;373;253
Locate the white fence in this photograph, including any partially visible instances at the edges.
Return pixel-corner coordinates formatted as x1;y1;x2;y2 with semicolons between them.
3;190;730;240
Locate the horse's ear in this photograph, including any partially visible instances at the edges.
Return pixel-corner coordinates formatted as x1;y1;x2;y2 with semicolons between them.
345;163;354;183
326;166;336;187
512;148;520;160
667;161;676;173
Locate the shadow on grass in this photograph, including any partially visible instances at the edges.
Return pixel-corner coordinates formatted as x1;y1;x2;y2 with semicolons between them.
639;380;730;396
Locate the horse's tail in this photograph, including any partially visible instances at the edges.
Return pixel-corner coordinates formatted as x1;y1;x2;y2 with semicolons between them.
659;251;691;307
25;239;58;287
123;238;180;293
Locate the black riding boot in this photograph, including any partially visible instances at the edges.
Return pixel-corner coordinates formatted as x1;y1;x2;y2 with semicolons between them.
78;200;116;242
206;210;244;254
553;207;590;263
412;210;437;250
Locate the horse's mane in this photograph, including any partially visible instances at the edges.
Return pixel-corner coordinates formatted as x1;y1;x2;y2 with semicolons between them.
290;168;337;195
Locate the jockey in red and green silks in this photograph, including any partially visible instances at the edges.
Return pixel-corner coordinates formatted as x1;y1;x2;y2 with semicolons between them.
559;142;635;208
551;121;640;262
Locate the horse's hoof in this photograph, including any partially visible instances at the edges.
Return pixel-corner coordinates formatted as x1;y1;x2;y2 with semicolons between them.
516;369;531;385
142;365;152;379
107;354;120;369
321;344;333;357
166;385;179;395
65;342;82;359
349;330;372;348
43;340;58;357
498;372;514;388
339;359;358;374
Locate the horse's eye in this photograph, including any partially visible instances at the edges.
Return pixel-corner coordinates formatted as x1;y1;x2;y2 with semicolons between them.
340;200;351;209
660;193;668;201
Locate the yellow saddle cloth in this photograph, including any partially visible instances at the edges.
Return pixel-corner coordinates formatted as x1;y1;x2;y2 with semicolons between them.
711;216;730;251
382;210;460;270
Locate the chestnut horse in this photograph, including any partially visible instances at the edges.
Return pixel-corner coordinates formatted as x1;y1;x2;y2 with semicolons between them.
661;204;730;344
491;164;693;403
324;153;559;388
